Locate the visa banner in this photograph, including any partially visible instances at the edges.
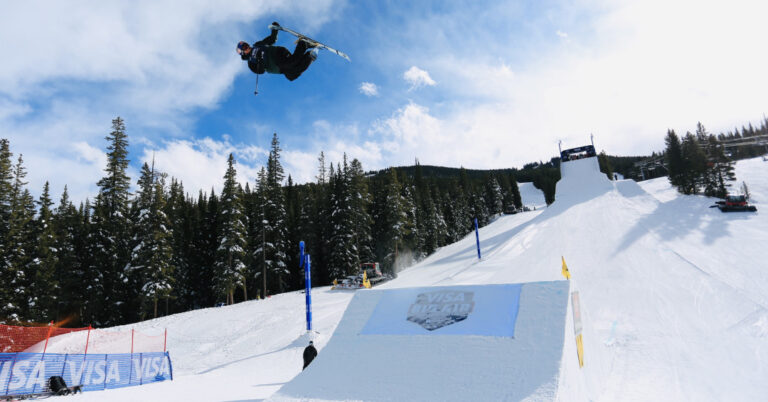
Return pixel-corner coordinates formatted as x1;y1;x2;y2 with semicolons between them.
361;284;522;336
0;352;172;396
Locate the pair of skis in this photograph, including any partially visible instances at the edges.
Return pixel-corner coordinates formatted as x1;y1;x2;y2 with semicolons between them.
268;23;350;62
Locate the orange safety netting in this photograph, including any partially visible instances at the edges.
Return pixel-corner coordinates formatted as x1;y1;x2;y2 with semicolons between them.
0;324;89;353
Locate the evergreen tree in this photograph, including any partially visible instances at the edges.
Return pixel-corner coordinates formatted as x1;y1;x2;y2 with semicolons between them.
3;155;37;322
664;129;685;191
379;168;407;274
52;186;85;324
598;151;614;180
264;134;289;294
128;163;175;318
509;175;522;209
680;132;708;194
0;139;14;322
327;159;358;279
348;159;374;264
92;117;133;325
29;182;59;321
484;175;504;215
215;154;248;304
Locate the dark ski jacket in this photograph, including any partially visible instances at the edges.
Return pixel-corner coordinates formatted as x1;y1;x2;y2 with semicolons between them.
302;344;318;369
244;29;281;75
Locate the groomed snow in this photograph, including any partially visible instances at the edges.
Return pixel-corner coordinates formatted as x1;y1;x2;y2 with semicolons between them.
48;155;767;401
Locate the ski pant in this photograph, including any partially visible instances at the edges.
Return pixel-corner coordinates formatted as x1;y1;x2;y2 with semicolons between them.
274;41;314;81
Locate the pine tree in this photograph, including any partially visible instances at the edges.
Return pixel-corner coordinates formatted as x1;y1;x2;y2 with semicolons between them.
484;175;504;215
379;168;407;274
664;129;685;191
92;117;133;325
264;134;289;294
0;139;14;322
327;159;358;279
680;132;707;194
598;151;614;180
509;175;522;209
52;186;85;324
3;155;37;322
215;154;248;304
348;159;374;264
29;182;59;321
128;163;174;318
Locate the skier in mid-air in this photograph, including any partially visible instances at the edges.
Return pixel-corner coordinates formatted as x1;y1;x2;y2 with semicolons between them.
237;22;318;82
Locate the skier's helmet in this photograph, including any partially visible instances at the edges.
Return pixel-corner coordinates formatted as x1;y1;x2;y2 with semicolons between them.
236;41;250;55
309;341;313;345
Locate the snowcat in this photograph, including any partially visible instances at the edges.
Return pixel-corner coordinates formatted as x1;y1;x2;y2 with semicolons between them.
714;195;757;212
331;262;393;290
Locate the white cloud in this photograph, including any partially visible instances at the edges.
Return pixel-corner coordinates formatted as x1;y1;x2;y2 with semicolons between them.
556;30;568;38
359;82;379;96
403;66;436;90
357;0;768;169
141;138;268;196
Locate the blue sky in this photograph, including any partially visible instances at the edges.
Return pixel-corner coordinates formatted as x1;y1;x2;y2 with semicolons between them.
2;0;768;203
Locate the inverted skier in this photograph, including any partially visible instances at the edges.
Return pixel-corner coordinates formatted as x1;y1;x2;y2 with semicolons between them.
236;22;318;83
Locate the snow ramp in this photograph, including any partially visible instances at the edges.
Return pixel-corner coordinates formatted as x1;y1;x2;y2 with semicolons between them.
553;156;613;208
271;281;571;401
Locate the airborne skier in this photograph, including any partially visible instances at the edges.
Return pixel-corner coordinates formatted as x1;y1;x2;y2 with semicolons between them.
236;22;318;83
237;22;350;94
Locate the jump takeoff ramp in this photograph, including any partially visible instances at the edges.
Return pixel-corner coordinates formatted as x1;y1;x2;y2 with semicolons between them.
272;281;570;401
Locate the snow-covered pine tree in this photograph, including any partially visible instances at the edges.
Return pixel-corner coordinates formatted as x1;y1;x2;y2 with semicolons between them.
190;190;218;308
431;186;449;248
128;163;175;318
29;182;59;321
165;179;193;312
3;154;37;322
215;154;248;305
0;139;14;322
484;175;504;216
264;134;289;294
379;168;407;274
328;158;358;280
52;186;85;324
92;117;133;325
141;179;174;318
348;158;374;265
254;167;268;297
509;175;522;209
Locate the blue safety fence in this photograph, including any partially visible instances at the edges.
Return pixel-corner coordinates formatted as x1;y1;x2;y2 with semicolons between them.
0;351;172;397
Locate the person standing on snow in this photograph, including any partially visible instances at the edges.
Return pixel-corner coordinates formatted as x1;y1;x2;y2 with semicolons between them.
303;341;318;370
236;22;318;82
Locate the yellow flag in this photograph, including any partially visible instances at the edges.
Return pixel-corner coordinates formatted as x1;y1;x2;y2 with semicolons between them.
561;256;571;280
362;271;371;289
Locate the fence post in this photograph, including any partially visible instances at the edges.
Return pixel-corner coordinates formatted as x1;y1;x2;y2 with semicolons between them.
131;329;134;354
43;321;54;355
163;329;167;353
474;218;482;260
80;325;92;387
84;325;92;355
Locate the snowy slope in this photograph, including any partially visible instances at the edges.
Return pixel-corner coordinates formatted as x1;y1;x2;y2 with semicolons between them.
519;181;547;208
55;156;767;401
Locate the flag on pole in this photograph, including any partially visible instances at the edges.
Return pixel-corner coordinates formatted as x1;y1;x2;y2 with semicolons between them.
561;256;571;280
